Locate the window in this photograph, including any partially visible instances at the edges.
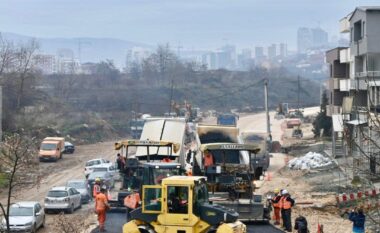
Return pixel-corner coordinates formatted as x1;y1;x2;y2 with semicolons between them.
354;20;362;42
167;186;188;214
362;21;365;37
69;188;75;195
143;186;162;213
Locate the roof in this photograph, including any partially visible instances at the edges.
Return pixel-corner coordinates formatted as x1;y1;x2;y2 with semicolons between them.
162;176;206;185
67;179;86;183
143;162;181;167
50;186;69;191
200;143;260;153
349;6;380;20
12;201;39;207
114;140;180;153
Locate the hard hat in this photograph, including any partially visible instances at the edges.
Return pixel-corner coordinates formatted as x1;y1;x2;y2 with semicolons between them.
281;189;289;195
274;188;280;194
95;177;101;183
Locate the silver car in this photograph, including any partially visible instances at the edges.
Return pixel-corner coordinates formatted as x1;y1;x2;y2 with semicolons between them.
0;201;45;233
66;179;91;204
44;186;82;214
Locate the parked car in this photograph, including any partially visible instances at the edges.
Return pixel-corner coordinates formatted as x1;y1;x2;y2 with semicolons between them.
92;164;119;179
0;201;45;233
66;179;91;204
44;186;81;214
87;171;114;197
84;158;111;178
64;141;75;154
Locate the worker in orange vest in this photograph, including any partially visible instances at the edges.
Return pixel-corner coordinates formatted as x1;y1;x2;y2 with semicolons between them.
280;189;295;232
271;188;282;225
95;185;110;232
124;191;141;220
204;150;214;168
93;178;101;198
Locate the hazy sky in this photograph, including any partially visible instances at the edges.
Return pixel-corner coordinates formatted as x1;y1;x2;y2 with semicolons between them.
0;0;379;50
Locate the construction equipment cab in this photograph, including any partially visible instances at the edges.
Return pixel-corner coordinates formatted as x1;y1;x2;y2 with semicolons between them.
195;143;271;222
110;140;185;209
123;176;246;233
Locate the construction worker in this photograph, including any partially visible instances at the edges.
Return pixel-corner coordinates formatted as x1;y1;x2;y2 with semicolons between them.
294;215;308;233
93;177;101;198
271;188;282;225
349;208;365;233
204;149;214;168
95;185;110;232
124;191;140;220
280;189;295;232
116;153;125;172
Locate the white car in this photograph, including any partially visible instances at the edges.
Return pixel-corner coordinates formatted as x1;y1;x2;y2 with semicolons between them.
92;164;119;179
44;186;82;214
84;158;112;178
1;201;45;233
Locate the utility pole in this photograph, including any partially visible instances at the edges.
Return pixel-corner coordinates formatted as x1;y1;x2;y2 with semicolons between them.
297;75;300;111
0;86;2;141
264;79;271;136
169;80;174;114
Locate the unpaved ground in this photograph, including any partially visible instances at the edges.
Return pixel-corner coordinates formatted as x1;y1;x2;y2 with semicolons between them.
0;140;121;233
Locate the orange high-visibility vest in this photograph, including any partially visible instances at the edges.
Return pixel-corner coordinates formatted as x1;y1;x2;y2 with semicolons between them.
95;193;108;211
280;196;292;209
93;184;100;197
272;195;281;208
204;152;214;167
124;193;141;209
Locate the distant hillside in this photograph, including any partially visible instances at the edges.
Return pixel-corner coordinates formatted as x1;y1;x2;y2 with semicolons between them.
1;32;152;68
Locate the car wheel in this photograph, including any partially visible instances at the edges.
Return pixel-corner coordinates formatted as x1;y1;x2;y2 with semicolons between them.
41;216;45;228
44;209;50;214
79;201;82;209
68;204;74;214
31;224;36;233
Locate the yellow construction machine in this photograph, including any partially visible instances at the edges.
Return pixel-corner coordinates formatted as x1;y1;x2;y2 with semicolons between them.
123;176;246;233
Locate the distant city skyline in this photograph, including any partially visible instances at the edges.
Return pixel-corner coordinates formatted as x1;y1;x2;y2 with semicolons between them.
0;0;378;50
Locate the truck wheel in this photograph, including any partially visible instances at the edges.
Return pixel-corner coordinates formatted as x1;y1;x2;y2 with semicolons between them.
138;224;155;233
60;153;63;159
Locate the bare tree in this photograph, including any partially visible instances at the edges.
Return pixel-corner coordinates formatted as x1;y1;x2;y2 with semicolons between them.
0;133;39;233
0;34;15;77
13;39;39;109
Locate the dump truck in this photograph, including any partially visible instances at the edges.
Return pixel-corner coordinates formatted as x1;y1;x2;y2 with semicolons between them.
241;131;271;179
38;137;65;162
193;143;271;222
110;140;185;209
123;176;247;233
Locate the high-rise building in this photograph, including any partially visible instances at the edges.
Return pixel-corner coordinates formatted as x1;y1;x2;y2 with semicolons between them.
280;43;288;58
267;44;277;59
297;27;313;53
255;46;264;59
298;27;329;53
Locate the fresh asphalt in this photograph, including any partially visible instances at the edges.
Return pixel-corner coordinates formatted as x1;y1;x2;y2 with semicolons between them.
91;211;285;233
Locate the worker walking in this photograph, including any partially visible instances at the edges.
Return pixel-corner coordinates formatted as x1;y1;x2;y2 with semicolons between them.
280;189;295;232
93;177;101;198
95;185;110;232
349;208;365;233
271;188;282;225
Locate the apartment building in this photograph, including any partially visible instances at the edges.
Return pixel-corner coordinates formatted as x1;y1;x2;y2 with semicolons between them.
327;6;380;176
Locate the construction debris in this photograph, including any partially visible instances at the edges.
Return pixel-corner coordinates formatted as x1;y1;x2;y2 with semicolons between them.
288;152;332;170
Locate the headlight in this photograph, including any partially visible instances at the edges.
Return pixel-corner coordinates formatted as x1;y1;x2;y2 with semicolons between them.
25;221;33;226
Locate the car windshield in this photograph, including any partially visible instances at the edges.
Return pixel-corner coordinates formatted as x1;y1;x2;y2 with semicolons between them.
88;172;106;179
93;167;108;172
86;160;101;167
41;143;57;150
67;181;85;189
47;190;68;197
65;142;73;146
9;206;33;216
152;168;181;184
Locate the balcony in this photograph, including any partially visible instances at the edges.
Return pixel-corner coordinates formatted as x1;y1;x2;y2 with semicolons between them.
340;79;367;91
356;71;380;78
328;79;340;90
339;48;351;63
339;16;350;33
327;105;342;117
